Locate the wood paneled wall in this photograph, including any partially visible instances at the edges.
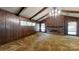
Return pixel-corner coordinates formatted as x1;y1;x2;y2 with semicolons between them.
41;15;65;34
64;16;79;36
0;9;36;45
42;15;64;26
41;15;79;36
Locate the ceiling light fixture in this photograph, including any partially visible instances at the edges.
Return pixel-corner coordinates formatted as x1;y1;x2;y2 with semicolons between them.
49;7;61;17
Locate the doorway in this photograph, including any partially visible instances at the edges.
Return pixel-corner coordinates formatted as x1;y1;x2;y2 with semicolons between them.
41;23;46;32
68;21;77;35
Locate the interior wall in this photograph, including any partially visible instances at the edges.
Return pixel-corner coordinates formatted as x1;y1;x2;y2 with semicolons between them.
41;15;65;34
41;14;79;36
64;16;79;36
0;9;36;45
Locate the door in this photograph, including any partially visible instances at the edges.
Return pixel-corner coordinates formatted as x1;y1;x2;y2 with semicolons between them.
68;21;77;35
35;23;40;31
41;23;46;32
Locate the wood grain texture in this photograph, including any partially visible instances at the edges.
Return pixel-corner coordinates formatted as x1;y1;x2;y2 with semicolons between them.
0;32;79;51
0;9;36;45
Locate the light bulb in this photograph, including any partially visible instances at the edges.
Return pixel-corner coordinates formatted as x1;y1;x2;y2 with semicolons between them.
49;12;52;16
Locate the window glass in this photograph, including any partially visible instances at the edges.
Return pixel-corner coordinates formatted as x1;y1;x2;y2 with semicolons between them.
41;23;45;32
68;22;77;35
32;23;36;26
20;21;27;26
35;23;40;31
26;22;32;26
20;21;36;27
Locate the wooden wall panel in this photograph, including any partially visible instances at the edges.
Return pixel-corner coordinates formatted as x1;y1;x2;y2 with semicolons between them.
6;13;14;42
6;13;20;42
42;16;64;26
77;19;79;36
0;10;6;44
19;17;36;38
0;9;36;45
64;16;79;36
41;15;65;34
41;15;79;36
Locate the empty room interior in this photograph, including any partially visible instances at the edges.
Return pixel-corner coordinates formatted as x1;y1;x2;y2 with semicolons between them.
0;7;79;51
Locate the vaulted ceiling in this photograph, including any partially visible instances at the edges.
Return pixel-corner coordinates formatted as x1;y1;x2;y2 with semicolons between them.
60;7;79;18
0;7;79;22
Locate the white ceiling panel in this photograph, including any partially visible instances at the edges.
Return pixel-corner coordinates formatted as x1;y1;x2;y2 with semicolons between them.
32;8;51;20
60;7;79;11
0;7;21;14
38;14;49;22
61;12;79;17
20;7;44;18
1;7;79;21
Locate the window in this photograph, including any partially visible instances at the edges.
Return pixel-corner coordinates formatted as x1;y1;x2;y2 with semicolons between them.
20;21;27;26
20;21;35;26
35;23;40;31
32;22;36;26
41;23;45;32
68;21;77;35
20;20;36;27
26;22;32;26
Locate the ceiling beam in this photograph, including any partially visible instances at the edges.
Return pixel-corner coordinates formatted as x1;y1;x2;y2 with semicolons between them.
36;13;49;22
30;7;48;20
16;7;26;16
62;15;79;19
62;10;79;13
